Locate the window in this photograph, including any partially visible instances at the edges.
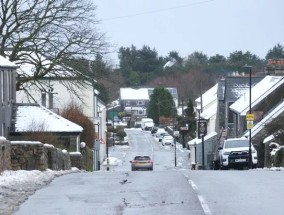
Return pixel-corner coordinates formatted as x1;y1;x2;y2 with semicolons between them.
125;101;130;106
136;100;144;105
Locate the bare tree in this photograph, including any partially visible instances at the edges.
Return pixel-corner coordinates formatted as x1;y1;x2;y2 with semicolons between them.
0;0;108;94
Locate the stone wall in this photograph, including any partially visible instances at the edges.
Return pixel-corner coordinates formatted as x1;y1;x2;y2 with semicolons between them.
11;141;47;171
70;152;83;170
44;144;71;170
0;138;11;172
10;141;78;171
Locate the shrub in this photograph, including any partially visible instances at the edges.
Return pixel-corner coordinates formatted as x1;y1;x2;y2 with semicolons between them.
116;130;127;141
61;102;95;148
274;147;284;167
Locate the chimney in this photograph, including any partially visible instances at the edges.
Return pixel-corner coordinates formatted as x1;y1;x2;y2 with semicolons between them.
41;91;46;107
48;90;53;109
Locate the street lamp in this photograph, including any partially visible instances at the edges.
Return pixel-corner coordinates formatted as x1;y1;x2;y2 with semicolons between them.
112;104;115;146
106;107;109;158
96;122;100;140
244;65;253;169
172;106;177;167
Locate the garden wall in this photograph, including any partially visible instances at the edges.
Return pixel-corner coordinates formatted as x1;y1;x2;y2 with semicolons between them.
0;138;11;172
0;141;83;173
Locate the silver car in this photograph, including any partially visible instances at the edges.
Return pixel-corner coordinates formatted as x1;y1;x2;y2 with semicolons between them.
130;156;153;171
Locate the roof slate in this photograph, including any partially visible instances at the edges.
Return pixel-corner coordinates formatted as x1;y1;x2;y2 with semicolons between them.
217;76;263;101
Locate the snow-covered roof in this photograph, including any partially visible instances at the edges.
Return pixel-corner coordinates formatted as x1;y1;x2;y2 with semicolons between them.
243;100;284;138
163;60;176;68
0;55;18;68
195;84;218;110
6;51;81;78
120;88;149;100
14;104;83;133
230;76;284;115
18;58;76;78
188;132;217;145
200;101;217;120
263;134;275;144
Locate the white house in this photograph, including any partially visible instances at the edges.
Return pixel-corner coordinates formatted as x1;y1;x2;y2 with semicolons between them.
15;55;107;162
120;87;178;117
188;83;218;169
0;56;18;137
195;83;218;134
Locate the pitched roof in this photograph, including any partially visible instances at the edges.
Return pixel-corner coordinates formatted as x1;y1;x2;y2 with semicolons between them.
243;100;284;138
0;55;18;68
217;76;263;101
13;104;83;133
120;88;149;100
195;84;218;110
200;101;217;120
230;76;284;115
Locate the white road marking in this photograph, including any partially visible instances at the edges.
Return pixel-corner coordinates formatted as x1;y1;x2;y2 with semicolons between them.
188;180;198;191
188;179;211;215
198;195;211;215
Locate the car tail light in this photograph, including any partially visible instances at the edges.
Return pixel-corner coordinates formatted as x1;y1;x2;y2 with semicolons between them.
148;160;153;163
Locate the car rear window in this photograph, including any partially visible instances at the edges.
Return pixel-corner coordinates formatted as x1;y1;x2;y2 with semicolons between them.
134;156;151;161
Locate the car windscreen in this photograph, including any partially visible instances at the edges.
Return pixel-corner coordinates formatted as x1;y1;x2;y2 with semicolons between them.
224;140;249;148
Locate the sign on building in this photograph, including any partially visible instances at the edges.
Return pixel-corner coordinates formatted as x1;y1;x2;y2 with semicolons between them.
198;120;207;139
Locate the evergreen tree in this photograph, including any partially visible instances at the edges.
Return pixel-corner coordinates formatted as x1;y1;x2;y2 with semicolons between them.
265;44;284;59
147;88;175;124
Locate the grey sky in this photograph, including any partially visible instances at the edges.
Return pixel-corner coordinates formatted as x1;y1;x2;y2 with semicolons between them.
95;0;284;63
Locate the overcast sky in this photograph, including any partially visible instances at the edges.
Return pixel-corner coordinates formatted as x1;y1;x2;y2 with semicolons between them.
95;0;284;64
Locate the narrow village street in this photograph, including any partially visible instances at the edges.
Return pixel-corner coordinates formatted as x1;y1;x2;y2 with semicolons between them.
13;129;284;215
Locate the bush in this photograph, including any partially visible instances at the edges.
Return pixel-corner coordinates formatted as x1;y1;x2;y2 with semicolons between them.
116;130;127;141
61;102;95;148
264;143;272;168
274;147;284;167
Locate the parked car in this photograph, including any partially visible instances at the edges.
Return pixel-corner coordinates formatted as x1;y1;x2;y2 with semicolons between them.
161;135;174;146
218;137;257;170
151;127;158;135
155;128;166;137
141;118;154;130
130;155;153;171
158;132;169;142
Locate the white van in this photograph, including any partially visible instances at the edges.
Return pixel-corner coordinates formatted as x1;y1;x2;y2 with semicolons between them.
141;118;154;130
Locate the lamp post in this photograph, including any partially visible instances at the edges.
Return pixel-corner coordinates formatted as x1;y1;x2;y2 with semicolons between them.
106;107;109;158
172;106;177;167
244;65;253;169
97;122;100;140
112;104;115;146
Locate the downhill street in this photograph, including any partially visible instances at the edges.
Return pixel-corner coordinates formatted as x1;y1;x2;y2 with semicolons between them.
15;129;284;215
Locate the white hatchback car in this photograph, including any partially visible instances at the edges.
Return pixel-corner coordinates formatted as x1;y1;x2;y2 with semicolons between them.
161;135;174;146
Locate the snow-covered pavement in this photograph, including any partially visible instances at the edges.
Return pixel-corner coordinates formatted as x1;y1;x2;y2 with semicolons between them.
0;168;80;215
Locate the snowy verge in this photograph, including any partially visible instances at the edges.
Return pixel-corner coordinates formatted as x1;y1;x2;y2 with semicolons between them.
0;168;81;215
